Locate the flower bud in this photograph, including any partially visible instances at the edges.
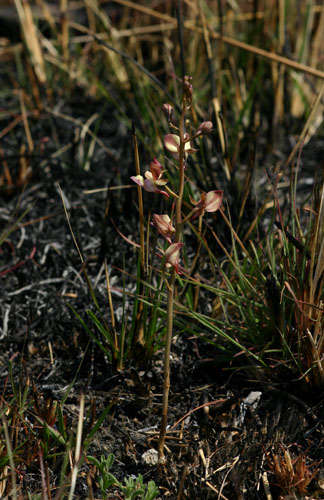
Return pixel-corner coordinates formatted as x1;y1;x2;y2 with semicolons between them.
152;214;175;243
162;103;173;121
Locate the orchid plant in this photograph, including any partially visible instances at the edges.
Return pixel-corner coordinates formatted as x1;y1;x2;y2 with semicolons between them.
130;76;223;462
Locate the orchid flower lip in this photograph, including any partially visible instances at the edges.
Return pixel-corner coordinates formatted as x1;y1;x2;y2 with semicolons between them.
143;178;156;192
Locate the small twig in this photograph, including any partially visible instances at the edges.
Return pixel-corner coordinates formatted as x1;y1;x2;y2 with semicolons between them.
170;399;227;430
0;246;36;277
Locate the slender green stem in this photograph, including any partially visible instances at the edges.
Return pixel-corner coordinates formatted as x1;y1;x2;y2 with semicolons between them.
132;124;146;347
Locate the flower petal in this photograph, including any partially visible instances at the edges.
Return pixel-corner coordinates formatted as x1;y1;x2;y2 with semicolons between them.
155;179;168;186
131;175;144;187
150;158;163;180
165;242;183;268
143;178;156;192
144;171;154;181
156;189;169;198
164;134;180;153
205;190;223;212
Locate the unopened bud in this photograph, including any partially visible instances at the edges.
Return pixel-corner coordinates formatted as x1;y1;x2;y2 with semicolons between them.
152;214;175;243
162;103;173;121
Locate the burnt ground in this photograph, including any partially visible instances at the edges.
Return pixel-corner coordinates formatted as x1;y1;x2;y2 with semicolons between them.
1;96;324;499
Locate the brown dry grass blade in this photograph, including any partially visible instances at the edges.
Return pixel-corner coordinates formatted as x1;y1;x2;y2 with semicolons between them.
14;0;47;83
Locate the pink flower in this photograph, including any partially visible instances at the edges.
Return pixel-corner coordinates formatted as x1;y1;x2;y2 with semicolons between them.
157;242;184;274
164;134;196;159
130;158;169;197
191;190;223;218
152;214;175;243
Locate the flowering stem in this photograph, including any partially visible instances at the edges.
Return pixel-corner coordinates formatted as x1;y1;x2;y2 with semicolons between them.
176;105;186;239
158;98;186;462
193;214;203;311
158;271;175;462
